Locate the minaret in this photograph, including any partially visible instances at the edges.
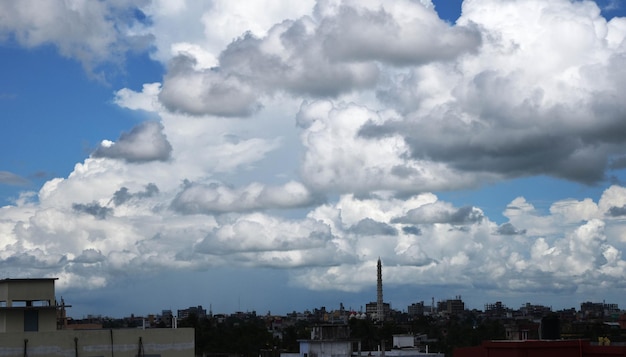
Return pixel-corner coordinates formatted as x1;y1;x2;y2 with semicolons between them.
376;257;384;321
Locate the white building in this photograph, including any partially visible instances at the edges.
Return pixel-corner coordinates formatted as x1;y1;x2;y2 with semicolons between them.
298;325;359;357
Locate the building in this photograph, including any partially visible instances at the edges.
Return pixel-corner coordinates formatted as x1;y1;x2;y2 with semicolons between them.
0;278;194;357
177;305;207;320
519;302;552;318
0;278;58;332
366;302;391;319
297;324;358;357
407;302;425;317
484;301;510;318
437;297;465;316
580;301;620;319
296;326;443;357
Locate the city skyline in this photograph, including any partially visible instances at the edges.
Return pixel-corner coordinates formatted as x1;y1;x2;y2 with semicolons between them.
2;0;626;318
66;290;621;320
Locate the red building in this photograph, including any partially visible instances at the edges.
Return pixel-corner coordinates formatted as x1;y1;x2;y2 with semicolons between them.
454;340;626;357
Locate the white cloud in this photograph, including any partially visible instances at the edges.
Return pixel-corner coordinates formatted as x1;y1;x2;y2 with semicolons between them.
144;0;316;66
4;0;626;313
0;0;150;76
93;121;172;163
297;100;497;193
159;55;261;117
314;0;480;65
114;83;163;112
170;180;318;214
365;0;626;184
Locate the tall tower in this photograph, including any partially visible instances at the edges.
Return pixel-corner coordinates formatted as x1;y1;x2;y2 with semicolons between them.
377;257;384;321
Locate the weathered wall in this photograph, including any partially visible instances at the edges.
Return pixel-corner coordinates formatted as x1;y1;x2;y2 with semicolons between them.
1;280;55;303
0;328;194;357
1;308;61;333
306;341;352;357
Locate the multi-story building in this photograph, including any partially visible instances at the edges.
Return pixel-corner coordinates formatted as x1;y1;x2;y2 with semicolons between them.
484;301;511;319
407;301;425;316
0;278;58;332
519;303;552;319
580;301;620;319
177;305;207;320
0;278;194;357
365;301;391;319
438;296;465;316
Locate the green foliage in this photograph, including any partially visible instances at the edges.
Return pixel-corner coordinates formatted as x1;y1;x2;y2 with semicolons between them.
178;314;275;357
281;320;311;352
177;312;510;357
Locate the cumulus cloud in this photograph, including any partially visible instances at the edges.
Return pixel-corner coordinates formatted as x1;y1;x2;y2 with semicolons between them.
297;100;498;193
496;222;526;236
111;183;159;206
0;0;151;77
159;55;261;117
315;0;480;65
401;225;422;236
608;205;626;217
3;157;626;304
72;202;112;220
359;0;626;185
159;0;476;116
114;83;163;112
143;0;316;66
92;121;172;163
72;249;105;264
393;203;484;225
5;0;626;313
171;180;317;214
349;218;398;236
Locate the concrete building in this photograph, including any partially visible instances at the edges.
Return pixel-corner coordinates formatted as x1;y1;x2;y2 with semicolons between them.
580;301;620;319
407;302;425;317
0;278;58;333
437;297;464;316
298;325;358;357
0;278;194;357
365;302;391;319
295;326;443;357
177;305;207;320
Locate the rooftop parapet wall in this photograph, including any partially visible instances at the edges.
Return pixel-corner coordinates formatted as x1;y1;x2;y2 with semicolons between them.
0;279;57;306
0;328;194;357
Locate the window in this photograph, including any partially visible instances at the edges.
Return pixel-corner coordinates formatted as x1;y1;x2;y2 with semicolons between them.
24;310;38;332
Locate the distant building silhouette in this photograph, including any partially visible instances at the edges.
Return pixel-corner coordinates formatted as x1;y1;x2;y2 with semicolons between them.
408;301;425;316
377;258;384;321
438;296;465;316
177;305;207;320
365;258;390;320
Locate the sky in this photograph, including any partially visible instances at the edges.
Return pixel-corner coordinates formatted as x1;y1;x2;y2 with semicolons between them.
2;0;626;318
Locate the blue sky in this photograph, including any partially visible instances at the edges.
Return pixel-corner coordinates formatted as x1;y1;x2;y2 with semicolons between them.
2;0;626;318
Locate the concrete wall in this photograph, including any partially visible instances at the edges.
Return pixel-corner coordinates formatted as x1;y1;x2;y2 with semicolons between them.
300;341;352;357
393;335;415;348
0;328;194;357
0;308;58;332
0;280;56;304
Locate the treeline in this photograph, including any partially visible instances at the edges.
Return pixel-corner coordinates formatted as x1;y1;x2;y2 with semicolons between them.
177;312;509;357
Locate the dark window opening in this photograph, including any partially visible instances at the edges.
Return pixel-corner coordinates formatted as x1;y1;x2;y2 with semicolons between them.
24;310;38;332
